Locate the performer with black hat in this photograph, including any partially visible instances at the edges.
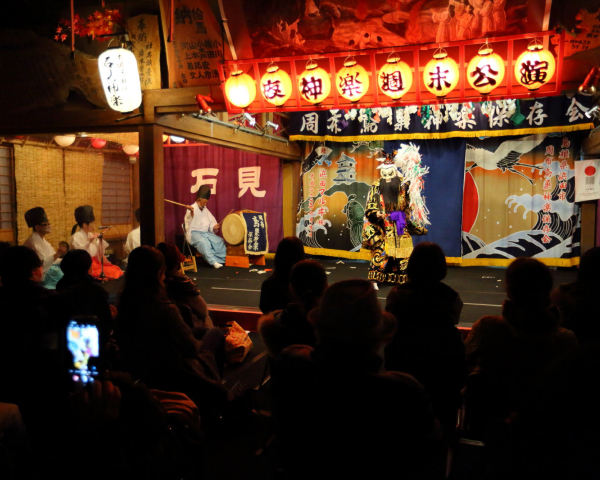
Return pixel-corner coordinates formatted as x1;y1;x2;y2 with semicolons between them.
23;207;67;289
184;185;226;268
70;205;123;279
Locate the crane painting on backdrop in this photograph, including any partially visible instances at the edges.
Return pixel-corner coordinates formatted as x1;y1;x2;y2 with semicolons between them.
462;133;583;262
297;141;430;256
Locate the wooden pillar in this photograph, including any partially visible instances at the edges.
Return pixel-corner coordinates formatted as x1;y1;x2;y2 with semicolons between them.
138;125;165;246
581;201;597;254
282;159;301;237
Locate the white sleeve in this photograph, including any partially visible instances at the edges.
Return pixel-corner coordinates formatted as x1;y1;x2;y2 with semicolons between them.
184;209;193;243
124;231;134;255
70;232;89;250
208;210;217;233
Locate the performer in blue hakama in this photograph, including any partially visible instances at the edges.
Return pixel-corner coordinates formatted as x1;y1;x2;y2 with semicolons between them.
184;185;226;269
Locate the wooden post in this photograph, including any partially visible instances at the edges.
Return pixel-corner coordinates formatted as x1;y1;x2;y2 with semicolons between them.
581;201;597;254
138;125;165;246
282;159;301;238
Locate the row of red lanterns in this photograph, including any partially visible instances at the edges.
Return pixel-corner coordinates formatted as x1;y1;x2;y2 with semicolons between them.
225;40;556;109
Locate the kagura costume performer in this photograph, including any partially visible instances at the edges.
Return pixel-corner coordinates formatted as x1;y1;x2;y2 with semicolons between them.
363;149;429;285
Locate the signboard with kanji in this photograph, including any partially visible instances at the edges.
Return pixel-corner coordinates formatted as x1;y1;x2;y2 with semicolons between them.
159;0;231;87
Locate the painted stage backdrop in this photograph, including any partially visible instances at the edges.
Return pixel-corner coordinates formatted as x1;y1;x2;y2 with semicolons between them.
237;0;551;59
297;139;465;260
297;132;585;265
164;146;283;252
462;132;584;266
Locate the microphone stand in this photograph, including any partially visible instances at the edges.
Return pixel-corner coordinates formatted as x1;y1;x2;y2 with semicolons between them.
97;226;112;282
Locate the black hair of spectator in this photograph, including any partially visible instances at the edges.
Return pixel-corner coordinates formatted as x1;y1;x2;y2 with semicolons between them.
60;249;92;276
406;242;447;283
290;259;327;309
0;245;42;285
120;246;168;306
156;242;183;272
578;247;600;284
273;236;305;282
506;257;553;309
0;240;11;260
135;208;141;223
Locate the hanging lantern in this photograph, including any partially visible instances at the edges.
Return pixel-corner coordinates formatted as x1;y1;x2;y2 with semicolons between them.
467;44;505;95
260;64;292;107
514;40;556;91
98;46;142;113
297;60;331;105
123;145;139;155
336;58;370;103
170;135;185;144
378;53;413;100
225;70;256;109
162;135;169;143
423;48;459;98
91;138;107;149
54;135;76;148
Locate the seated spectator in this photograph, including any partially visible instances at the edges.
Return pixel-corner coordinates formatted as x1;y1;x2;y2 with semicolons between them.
272;279;445;479
484;343;600;480
156;241;213;329
53;249;114;336
0;246;59;428
0;240;11;286
385;242;466;438
259;236;305;314
115;246;227;419
464;257;577;437
259;259;327;358
551;246;600;345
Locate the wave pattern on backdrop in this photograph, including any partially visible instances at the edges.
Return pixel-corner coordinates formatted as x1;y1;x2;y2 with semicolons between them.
164;146;283;252
297;140;464;260
461;132;584;267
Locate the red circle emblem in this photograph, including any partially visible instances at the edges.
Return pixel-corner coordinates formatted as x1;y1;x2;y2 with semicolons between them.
585;166;597;176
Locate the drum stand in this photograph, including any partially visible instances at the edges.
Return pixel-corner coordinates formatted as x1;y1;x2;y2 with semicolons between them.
97;227;111;282
222;210;266;268
225;243;266;268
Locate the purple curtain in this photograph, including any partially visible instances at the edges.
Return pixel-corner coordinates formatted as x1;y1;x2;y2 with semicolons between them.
164;145;283;252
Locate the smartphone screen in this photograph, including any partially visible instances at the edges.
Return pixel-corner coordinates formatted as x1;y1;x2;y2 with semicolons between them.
66;320;100;384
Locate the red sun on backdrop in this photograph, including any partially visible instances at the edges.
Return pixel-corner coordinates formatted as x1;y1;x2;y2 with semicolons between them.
584;166;597;176
462;171;479;233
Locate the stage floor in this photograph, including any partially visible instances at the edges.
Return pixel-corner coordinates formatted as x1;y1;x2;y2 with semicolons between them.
183;256;578;327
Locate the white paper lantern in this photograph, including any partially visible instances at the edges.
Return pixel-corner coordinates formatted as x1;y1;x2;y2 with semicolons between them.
54;135;76;147
123;144;139;155
98;47;142;113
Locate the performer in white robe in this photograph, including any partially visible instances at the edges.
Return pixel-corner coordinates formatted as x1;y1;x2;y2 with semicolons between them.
184;185;226;268
124;208;141;260
23;207;66;289
70;205;123;279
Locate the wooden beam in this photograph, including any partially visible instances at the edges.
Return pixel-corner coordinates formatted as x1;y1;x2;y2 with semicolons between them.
138;125;165;246
142;85;226;122
0;109;143;136
156;114;301;161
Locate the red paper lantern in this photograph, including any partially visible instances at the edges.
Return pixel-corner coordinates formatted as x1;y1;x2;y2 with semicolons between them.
514;40;556;91
467;44;505;95
423;49;459;98
91;138;107;149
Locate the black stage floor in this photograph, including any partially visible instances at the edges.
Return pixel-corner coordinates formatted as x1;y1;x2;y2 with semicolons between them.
182;256;577;327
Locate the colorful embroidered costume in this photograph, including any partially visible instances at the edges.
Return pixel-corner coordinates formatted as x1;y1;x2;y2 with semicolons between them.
362;150;428;284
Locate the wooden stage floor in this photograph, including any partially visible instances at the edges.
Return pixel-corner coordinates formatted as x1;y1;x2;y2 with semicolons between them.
183;256;578;328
